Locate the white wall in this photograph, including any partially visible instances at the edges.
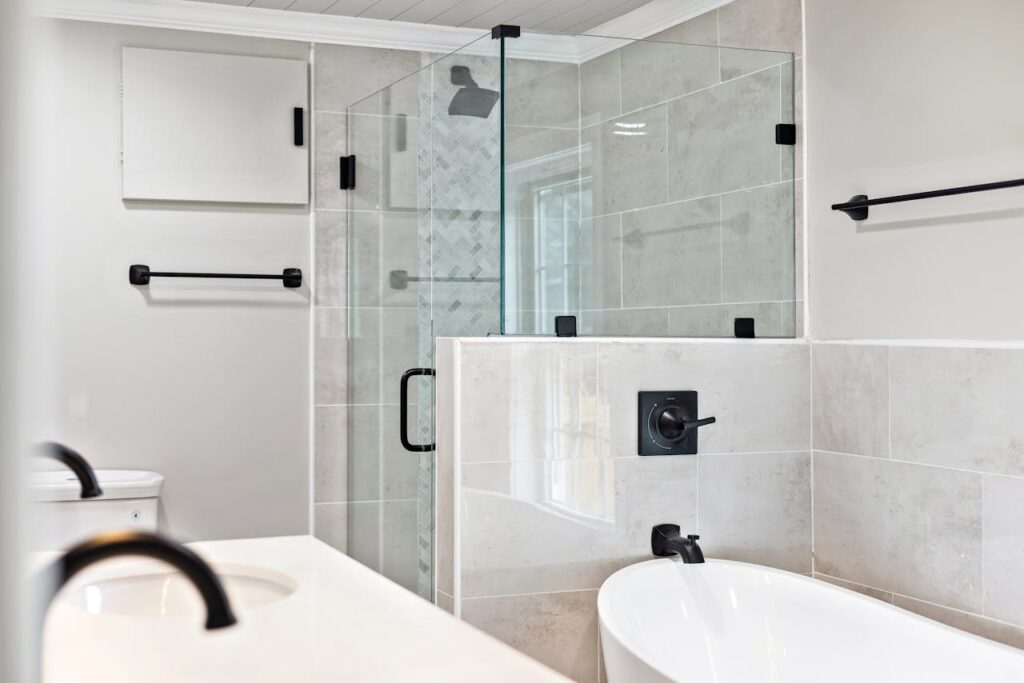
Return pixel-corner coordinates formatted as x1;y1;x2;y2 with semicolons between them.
806;0;1024;340
39;20;311;541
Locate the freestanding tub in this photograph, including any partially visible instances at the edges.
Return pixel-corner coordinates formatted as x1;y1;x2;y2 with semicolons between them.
598;558;1024;683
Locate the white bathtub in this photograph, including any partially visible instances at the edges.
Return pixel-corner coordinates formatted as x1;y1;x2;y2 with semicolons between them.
598;558;1024;683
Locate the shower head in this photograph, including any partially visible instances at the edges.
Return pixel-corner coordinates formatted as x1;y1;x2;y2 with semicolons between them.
448;65;499;119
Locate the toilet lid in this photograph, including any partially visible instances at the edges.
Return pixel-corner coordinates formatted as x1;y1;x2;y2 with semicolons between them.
28;469;164;502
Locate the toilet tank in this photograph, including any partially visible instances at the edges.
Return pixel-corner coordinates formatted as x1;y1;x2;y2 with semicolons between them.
28;469;165;551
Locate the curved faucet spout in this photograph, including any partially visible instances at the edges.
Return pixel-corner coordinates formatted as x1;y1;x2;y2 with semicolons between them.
48;531;237;630
34;442;103;499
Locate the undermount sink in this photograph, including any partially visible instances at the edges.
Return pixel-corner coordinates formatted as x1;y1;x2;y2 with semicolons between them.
61;562;296;619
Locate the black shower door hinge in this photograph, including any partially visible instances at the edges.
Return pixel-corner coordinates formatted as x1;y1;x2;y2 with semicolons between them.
775;123;796;145
339;155;356;190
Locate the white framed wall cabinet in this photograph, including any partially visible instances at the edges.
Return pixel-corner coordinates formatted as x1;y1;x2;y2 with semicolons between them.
122;47;309;204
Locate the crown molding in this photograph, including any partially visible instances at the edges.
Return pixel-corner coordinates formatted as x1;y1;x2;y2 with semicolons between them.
34;0;490;53
589;0;734;41
34;0;733;60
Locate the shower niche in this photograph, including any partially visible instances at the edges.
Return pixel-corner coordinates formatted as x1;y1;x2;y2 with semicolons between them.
340;29;797;599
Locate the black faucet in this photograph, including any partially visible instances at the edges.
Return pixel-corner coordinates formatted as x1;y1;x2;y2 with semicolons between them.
40;531;237;630
34;442;103;499
651;524;705;563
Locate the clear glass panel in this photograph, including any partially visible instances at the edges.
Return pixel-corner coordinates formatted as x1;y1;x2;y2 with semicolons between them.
346;33;501;601
501;32;796;338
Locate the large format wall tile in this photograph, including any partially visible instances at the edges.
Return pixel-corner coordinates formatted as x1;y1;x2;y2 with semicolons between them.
505;58;580;129
460;456;697;597
893;594;1024;650
459;342;601;464
668;68;781;201
313;502;347;553
891;346;1024;476
582;105;667;216
314;210;346;307
813;452;983;612
315;44;422;113
599;342;810;456
580;50;620;127
314;307;347;405
721;182;795;303
619;41;718;113
348;113;382;212
346;307;380;405
579;308;669;337
314;405;347;503
983;475;1024;626
812;344;889;457
718;0;803;55
667;302;786;337
314;113;347;212
699;451;811;573
462;590;600;683
620;198;722;308
579;215;622;311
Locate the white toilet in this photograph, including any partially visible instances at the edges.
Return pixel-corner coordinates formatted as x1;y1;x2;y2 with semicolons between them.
29;469;165;551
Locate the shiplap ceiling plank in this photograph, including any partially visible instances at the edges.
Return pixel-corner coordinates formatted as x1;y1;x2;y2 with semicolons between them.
199;0;667;32
288;0;342;13
540;0;643;32
427;0;507;26
391;0;465;24
323;0;381;16
466;0;548;30
249;0;294;10
566;0;652;33
359;0;424;20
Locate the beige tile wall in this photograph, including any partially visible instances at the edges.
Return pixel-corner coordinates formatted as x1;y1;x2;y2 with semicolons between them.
438;337;812;682
811;341;1024;649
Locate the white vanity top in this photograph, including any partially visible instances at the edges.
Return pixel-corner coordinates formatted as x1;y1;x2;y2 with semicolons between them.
43;535;567;682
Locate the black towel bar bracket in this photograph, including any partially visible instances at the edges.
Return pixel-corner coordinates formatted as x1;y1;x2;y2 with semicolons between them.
832;177;1024;221
129;264;302;288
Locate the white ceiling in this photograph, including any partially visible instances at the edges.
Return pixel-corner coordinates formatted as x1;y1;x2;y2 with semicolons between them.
193;0;657;34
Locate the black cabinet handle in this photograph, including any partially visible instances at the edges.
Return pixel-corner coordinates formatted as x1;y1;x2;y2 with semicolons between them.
293;107;304;147
400;368;435;452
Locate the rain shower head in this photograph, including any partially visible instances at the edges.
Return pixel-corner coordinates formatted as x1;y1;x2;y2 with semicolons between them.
448;65;499;119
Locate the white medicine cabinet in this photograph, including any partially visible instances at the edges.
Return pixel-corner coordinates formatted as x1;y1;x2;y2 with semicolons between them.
121;48;309;204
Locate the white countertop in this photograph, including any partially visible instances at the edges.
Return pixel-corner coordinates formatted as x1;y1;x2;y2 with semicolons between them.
43;535;567;682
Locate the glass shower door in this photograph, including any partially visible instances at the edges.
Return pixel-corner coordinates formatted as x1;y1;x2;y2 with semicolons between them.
346;34;502;601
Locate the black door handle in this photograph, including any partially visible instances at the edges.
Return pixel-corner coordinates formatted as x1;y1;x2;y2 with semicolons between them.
400;368;435;452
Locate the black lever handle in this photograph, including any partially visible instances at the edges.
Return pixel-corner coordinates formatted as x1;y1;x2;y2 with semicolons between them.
684;416;716;431
400;368;435;452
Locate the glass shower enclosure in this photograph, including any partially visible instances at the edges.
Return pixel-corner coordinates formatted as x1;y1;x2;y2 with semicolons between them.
344;30;796;598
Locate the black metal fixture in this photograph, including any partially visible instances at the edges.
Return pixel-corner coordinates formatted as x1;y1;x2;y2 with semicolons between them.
33;442;103;499
129;264;302;288
734;317;755;338
832;177;1024;221
389;269;498;290
293;107;304;147
36;531;236;631
651;524;705;564
638;391;716;456
400;368;435;452
448;65;499;119
491;24;521;39
339;155;356;190
775;123;796;145
555;315;577;338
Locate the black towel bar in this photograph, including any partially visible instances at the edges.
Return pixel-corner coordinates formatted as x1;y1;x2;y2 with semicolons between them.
832;178;1024;221
129;264;302;288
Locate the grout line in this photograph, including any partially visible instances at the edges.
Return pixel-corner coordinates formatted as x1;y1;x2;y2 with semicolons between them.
461;587;600;602
584;178;794;221
460;450;811;468
809;344;815;575
812;449;1024;480
886;345;892;459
